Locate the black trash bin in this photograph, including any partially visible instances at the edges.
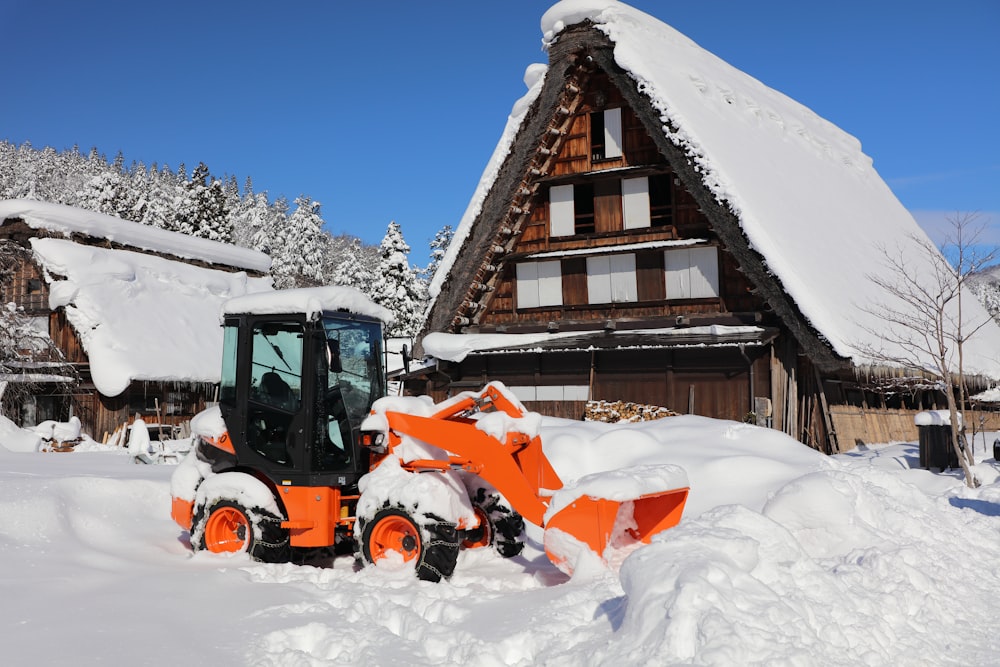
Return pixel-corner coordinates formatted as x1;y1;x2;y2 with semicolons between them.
917;423;959;469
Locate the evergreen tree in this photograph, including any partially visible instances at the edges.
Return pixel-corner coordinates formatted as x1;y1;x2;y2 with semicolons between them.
126;161;151;222
141;164;181;229
0;141;370;296
271;195;325;288
233;190;276;252
370;221;425;337
77;170;135;219
10;141;38;199
329;236;376;296
171;162;231;242
0;141;17;199
422;224;454;282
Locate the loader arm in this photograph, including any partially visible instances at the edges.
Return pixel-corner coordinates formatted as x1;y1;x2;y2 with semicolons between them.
382;410;560;527
372;383;689;575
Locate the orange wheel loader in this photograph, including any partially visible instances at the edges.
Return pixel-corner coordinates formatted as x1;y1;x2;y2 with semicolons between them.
171;286;689;580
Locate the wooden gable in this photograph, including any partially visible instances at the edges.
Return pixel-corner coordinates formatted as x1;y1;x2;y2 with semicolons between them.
423;24;847;374
429;44;763;336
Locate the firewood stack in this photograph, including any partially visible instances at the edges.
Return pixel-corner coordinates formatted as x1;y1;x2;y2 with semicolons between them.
584;400;679;423
39;438;82;453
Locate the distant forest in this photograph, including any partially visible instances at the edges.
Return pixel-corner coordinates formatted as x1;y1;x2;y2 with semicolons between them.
0;140;452;336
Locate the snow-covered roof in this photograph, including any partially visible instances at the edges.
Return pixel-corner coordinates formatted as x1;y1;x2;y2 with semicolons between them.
428;65;548;300
429;0;1000;379
0;199;271;273
31;237;273;396
424;325;772;362
222;285;394;324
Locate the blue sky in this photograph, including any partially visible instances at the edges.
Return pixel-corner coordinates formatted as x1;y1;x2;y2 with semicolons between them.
2;1;997;261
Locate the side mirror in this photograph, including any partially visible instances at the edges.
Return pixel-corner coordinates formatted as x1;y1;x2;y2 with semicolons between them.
327;339;343;373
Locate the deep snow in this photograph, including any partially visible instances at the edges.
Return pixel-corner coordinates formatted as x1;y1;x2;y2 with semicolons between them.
2;412;1000;665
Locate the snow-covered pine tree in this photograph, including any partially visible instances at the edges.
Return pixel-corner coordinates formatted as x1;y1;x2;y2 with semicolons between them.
31;146;66;204
175;162;232;242
0;141;15;199
329;236;376;296
236;190;277;253
421;224;454;283
125;161;150;223
222;175;241;223
77;170;135;219
270;195;325;289
969;264;1000;324
370;221;426;337
9;141;39;199
140;164;180;229
250;195;288;258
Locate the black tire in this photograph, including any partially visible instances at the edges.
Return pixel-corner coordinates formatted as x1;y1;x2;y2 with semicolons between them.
467;487;525;558
358;506;460;582
192;499;290;563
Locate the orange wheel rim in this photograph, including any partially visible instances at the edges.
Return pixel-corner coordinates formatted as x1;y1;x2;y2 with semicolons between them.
204;507;250;553
462;507;492;549
369;515;421;563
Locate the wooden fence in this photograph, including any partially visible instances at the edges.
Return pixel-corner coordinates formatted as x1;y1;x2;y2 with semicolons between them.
829;406;1000;452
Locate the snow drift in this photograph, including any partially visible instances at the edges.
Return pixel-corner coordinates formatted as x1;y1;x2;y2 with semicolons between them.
2;411;999;664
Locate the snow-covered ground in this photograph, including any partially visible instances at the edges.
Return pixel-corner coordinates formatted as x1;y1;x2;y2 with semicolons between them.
2;414;1000;665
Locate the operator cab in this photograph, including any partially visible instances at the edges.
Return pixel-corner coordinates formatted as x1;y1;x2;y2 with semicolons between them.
217;290;388;487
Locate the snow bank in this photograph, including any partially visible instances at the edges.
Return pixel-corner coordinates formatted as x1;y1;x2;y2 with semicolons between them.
0;414;42;452
543;414;832;518
608;463;1000;664
4;409;1000;664
31;416;81;443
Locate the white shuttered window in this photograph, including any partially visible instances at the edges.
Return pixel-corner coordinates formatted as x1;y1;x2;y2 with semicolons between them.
622;176;651;229
664;247;719;299
604;108;623;159
516;260;563;309
549;184;575;237
587;254;637;304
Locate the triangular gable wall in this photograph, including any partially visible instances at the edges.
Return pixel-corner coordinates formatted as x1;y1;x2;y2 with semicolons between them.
423;24;846;373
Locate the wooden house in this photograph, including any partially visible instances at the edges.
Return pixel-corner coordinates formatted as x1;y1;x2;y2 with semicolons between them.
412;2;1000;453
0;199;272;440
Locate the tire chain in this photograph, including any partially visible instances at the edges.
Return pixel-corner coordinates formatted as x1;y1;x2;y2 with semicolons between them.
419;518;460;581
254;512;290;550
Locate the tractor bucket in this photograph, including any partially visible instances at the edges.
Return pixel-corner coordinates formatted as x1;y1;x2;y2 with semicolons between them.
541;466;689;575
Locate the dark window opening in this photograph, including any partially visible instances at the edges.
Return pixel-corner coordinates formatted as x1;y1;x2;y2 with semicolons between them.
574;183;595;235
650;174;673;227
590;111;606;161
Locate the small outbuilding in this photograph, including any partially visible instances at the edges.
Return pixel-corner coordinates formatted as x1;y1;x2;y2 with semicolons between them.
0;199;273;439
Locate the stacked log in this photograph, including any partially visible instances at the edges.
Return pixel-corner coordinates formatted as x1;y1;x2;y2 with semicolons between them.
39;438;82;453
584;400;679;423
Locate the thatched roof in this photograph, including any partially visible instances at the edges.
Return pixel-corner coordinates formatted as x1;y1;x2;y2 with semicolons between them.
422;1;1000;381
